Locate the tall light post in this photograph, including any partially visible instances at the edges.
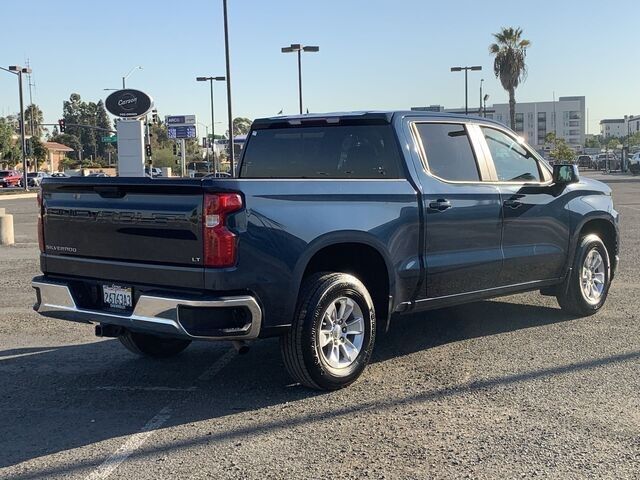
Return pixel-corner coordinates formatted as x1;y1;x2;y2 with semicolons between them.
222;0;235;175
479;79;484;116
281;43;319;115
6;65;32;190
196;76;226;174
483;94;490;118
122;66;142;89
450;65;482;115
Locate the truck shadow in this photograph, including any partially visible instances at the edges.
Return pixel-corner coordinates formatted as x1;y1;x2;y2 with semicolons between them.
0;299;578;474
374;299;574;363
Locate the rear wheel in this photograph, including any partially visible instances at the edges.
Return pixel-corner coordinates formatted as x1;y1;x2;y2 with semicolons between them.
557;234;611;316
281;272;376;390
119;330;191;358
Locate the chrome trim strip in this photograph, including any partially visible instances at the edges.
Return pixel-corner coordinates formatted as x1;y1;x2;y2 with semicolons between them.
32;280;262;340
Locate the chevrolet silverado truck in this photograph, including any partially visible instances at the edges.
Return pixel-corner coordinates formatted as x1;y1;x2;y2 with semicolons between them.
32;112;620;390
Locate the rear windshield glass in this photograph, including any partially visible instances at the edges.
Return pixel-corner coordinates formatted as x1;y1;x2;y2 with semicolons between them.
0;172;10;177
239;125;402;178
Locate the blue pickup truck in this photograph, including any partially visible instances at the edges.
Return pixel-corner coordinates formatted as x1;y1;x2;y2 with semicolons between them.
32;111;619;390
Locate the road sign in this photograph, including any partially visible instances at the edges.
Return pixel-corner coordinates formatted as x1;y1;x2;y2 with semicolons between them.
101;136;117;143
165;115;196;126
168;125;197;139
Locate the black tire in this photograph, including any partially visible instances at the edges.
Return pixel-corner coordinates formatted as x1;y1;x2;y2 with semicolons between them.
119;330;191;358
557;233;611;317
281;272;376;391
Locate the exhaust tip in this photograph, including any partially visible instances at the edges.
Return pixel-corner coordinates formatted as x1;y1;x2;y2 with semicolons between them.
231;340;250;355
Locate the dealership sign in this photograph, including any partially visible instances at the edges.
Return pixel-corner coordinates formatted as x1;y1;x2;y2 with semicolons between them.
105;89;154;118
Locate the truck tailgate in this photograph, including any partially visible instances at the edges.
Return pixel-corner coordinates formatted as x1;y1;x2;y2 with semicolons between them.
42;178;203;267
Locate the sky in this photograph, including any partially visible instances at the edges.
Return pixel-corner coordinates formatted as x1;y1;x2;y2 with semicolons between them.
1;0;638;136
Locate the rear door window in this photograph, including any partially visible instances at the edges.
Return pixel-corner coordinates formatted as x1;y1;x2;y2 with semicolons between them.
239;125;402;179
414;123;480;182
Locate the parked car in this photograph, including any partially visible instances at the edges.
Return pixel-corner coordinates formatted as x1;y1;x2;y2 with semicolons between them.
27;172;50;187
577;155;593;169
144;167;162;177
628;152;640;166
0;170;22;188
86;172;109;177
32;111;620;390
596;152;620;171
50;172;68;178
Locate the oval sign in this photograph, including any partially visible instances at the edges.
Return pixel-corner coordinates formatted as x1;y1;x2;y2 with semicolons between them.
105;89;153;118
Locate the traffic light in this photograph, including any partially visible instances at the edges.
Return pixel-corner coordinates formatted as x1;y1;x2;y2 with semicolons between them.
25;139;32;156
145;144;152;157
151;109;159;124
172;144;177;156
58;119;66;133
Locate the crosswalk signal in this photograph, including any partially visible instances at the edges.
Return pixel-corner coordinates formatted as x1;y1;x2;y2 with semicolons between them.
58;119;66;133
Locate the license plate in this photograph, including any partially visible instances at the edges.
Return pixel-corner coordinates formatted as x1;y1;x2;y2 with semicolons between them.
103;285;133;310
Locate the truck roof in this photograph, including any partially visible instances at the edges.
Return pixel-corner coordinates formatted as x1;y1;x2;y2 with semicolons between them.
251;111;506;129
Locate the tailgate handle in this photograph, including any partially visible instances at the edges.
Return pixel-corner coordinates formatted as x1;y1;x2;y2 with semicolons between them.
95;187;126;199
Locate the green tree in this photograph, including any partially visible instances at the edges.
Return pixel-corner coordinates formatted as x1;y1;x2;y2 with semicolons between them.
49;133;82;162
24;104;45;137
30;136;48;171
489;27;531;130
0;117;20;166
584;136;601;149
232;117;252;136
545;133;575;163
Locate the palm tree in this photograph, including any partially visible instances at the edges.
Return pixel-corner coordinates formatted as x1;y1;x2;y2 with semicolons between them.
489;27;530;130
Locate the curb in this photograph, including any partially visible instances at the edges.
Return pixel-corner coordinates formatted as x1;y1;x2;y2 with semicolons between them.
0;193;38;200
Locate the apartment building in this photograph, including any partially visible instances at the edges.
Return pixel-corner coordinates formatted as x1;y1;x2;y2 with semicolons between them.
412;95;586;148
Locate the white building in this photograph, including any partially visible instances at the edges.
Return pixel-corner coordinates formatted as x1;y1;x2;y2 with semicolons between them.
600;115;640;138
413;96;586;148
600;119;626;138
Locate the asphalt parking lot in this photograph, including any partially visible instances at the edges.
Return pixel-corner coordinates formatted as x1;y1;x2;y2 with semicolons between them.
0;175;639;479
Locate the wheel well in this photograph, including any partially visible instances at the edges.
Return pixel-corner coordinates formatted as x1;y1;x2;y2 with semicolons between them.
302;243;390;325
579;219;618;272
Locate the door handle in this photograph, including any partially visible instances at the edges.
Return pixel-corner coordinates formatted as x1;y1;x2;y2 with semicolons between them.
428;199;452;211
503;199;522;209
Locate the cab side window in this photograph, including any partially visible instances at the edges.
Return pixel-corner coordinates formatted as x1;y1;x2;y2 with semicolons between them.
414;123;480;182
481;127;541;182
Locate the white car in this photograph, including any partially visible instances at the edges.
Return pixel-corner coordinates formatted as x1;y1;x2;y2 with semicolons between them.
629;152;640;166
27;172;49;187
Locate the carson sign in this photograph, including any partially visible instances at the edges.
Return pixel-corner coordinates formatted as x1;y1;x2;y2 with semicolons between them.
105;89;154;118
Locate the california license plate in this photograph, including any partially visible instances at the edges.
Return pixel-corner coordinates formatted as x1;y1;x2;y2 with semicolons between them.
102;285;133;310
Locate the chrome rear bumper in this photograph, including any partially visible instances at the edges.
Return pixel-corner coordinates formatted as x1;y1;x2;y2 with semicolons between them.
32;278;262;340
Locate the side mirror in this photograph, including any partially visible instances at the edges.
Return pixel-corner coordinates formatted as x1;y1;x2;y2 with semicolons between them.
552;164;580;185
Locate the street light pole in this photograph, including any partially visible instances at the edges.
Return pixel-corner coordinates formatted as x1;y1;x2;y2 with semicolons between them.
196;76;226;174
479;79;484;116
281;44;319;115
222;0;235;176
122;66;142;89
8;65;31;191
450;65;482;115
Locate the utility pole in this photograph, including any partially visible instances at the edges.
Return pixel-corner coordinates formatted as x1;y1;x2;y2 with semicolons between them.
222;0;235;175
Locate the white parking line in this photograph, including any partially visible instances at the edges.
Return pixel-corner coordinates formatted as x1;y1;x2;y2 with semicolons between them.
86;347;236;479
79;386;197;392
0;193;38;200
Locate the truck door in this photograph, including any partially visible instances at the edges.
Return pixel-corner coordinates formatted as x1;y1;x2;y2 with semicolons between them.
411;122;504;299
478;126;570;285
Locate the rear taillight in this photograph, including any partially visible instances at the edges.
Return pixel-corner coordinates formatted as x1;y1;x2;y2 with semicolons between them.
203;193;243;267
36;191;44;253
